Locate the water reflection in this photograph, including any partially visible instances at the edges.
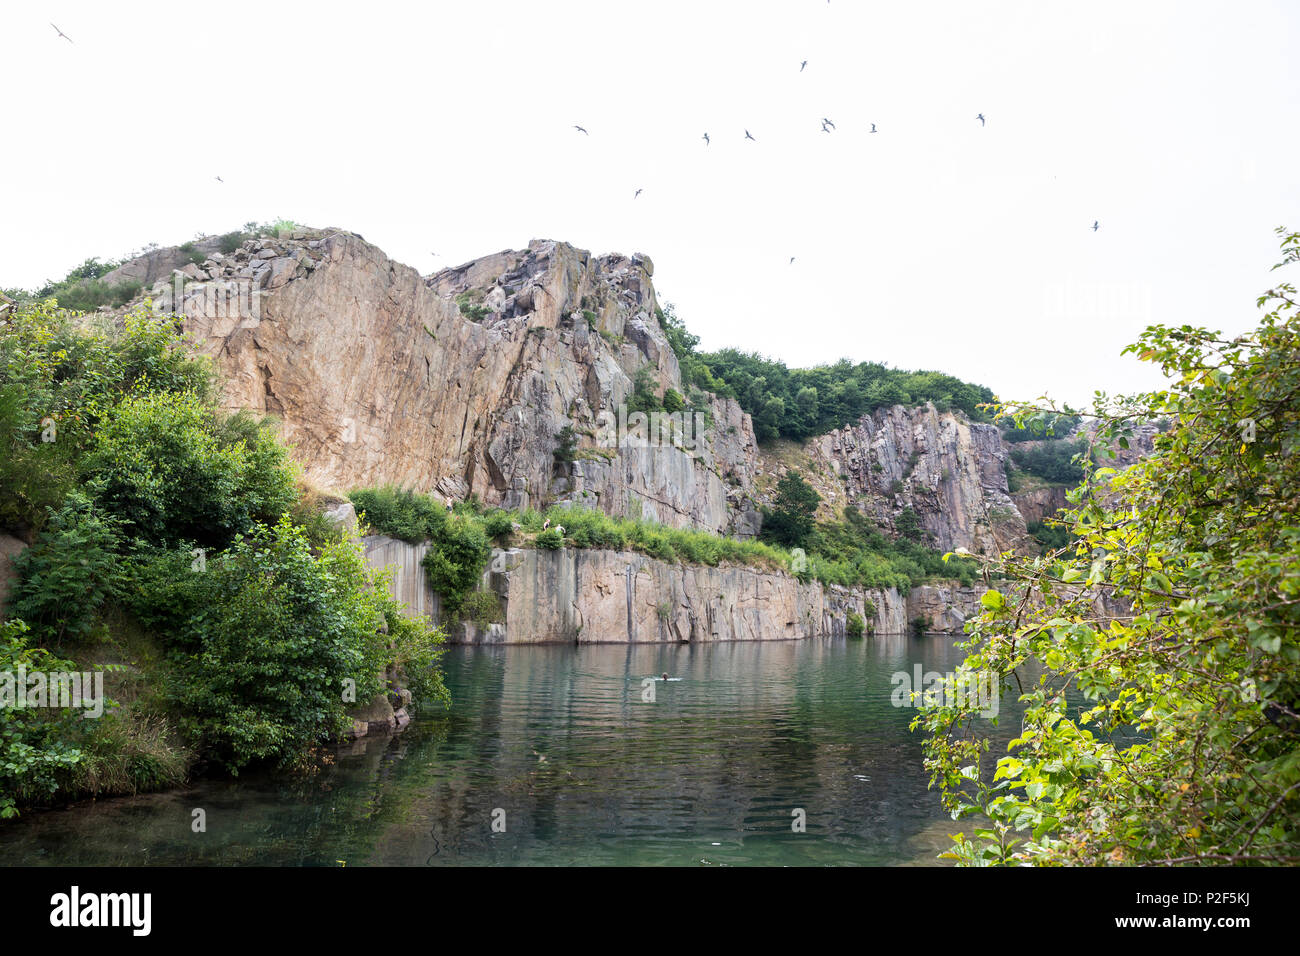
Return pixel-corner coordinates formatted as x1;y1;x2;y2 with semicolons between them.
0;634;1030;866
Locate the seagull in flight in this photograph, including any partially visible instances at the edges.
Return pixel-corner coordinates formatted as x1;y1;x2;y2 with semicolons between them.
744;129;756;141
51;23;73;43
789;257;796;265
800;60;807;72
869;123;878;133
573;125;588;135
214;175;224;183
702;132;709;145
634;188;643;199
822;117;835;129
1091;221;1100;231
976;113;985;126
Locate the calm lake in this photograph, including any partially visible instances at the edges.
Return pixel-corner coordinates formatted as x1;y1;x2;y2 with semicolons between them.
0;634;1021;866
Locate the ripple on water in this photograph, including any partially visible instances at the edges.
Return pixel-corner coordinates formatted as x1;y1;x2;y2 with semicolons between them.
0;634;1026;866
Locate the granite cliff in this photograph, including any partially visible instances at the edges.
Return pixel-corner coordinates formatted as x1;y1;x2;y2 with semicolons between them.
126;227;1063;558
66;227;1106;638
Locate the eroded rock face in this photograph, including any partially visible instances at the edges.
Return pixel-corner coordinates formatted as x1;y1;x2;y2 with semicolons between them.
119;228;1073;553
155;231;761;536
907;584;986;634
361;536;907;643
807;404;1031;555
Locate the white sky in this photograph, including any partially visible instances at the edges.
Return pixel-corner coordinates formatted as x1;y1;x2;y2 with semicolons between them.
4;0;1298;407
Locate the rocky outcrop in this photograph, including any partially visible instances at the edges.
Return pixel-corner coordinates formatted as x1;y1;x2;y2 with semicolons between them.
110;227;1091;556
361;536;906;643
1009;485;1070;526
148;230;761;536
99;237;228;289
906;584;986;634
805;404;1031;555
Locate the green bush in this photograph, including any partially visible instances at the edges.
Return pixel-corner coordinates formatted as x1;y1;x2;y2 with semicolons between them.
385;605;449;716
171;518;391;772
349;485;445;542
0;299;453;811
535;527;564;550
0;621;85;818
846;611;866;638
460;589;503;629
10;493;124;644
422;514;490;615
482;509;515;540
86;391;297;550
0;304;215;533
760;472;820;549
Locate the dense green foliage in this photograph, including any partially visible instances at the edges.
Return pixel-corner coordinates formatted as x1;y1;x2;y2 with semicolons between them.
422;515;492;616
1009;439;1089;485
348;485;449;543
918;230;1300;865
806;502;980;590
166;518;397;772
354;478;978;601
0;301;448;811
1026;518;1071;551
0;621;83;818
658;303;995;441
760;473;821;548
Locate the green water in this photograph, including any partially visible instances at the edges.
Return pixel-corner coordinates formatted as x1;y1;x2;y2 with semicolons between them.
0;634;1018;866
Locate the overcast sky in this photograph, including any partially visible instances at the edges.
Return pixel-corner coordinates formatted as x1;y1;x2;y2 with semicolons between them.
4;1;1298;406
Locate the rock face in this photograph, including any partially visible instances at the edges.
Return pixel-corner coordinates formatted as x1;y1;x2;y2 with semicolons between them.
106;227;1087;563
99;236;228;289
155;230;761;536
806;404;1031;555
1010;485;1071;526
906;584;986;634
361;536;907;643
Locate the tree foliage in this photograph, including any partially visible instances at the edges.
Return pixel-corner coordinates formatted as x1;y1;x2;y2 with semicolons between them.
918;229;1300;865
656;302;995;441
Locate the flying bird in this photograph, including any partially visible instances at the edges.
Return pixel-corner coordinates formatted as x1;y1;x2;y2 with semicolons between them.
1091;221;1100;231
744;129;756;141
869;123;878;133
573;125;588;135
977;113;985;126
800;60;807;71
822;118;835;129
50;23;72;43
789;257;796;265
702;132;710;145
634;188;643;199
